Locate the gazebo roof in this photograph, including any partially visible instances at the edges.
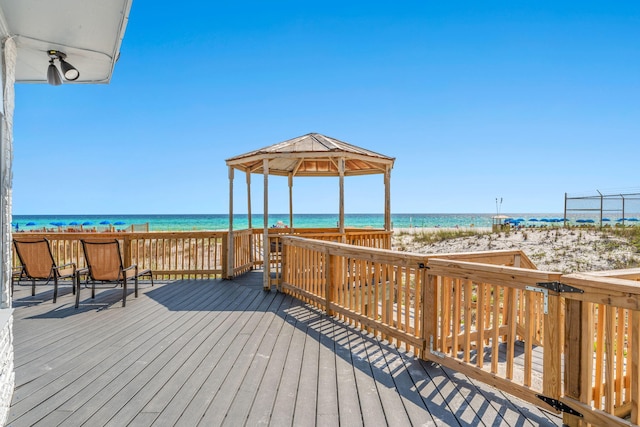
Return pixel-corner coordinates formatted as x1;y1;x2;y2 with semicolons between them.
226;133;395;177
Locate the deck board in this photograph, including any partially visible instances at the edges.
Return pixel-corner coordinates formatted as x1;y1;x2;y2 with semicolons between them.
8;271;562;426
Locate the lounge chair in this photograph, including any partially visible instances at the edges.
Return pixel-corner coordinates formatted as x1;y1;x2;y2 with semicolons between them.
12;238;76;303
76;239;153;308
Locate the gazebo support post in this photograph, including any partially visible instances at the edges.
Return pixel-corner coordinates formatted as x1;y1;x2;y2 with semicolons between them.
339;158;345;241
246;170;252;229
227;166;234;279
263;159;270;290
288;173;294;230
246;170;253;268
384;165;391;231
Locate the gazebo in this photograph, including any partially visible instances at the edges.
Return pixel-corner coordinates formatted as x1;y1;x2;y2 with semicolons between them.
225;133;395;288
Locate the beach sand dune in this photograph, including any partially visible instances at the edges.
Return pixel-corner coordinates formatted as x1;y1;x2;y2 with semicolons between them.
393;227;640;273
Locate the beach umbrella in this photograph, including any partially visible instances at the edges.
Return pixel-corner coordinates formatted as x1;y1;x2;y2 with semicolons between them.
82;221;94;226
100;220;110;225
602;218;611;221
113;221;126;225
50;221;65;227
628;218;639;222
69;221;79;226
528;218;539;222
576;219;586;223
25;222;36;226
584;219;595;223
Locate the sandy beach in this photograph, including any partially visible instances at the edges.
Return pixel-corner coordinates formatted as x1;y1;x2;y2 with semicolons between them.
392;227;640;273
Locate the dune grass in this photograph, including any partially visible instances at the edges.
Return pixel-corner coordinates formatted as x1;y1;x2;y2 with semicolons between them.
605;226;640;252
399;229;490;245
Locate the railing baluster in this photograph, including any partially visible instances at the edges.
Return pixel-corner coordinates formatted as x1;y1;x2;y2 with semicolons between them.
491;284;499;375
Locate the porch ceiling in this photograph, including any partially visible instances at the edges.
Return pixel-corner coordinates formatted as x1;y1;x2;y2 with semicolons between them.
0;0;132;84
226;133;395;177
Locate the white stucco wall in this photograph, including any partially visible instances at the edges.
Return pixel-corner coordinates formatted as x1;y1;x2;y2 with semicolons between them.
0;36;16;425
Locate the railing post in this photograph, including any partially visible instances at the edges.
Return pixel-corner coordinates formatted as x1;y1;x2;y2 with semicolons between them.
123;235;132;267
564;298;584;427
543;293;562;404
249;232;254;270
421;266;437;359
632;310;640;424
221;232;229;279
278;240;286;292
326;251;334;316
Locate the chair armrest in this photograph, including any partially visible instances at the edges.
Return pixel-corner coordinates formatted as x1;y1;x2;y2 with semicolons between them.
75;267;89;276
123;264;138;279
55;262;77;278
58;262;76;269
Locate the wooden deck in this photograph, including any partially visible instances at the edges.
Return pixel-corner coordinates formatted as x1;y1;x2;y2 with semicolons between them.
7;271;562;426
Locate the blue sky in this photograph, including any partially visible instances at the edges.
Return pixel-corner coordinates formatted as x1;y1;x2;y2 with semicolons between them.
12;1;640;215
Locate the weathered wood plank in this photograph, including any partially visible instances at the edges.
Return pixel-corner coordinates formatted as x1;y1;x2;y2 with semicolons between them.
146;290;282;426
105;289;280;426
50;285;253;425
348;331;387;426
316;315;340;427
172;293;286;425
333;320;364;427
205;293;296;426
291;309;321;427
360;336;412;427
255;302;312;426
9;282;209;425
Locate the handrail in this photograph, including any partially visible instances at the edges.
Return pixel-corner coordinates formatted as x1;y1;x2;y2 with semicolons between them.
278;235;640;426
13;231;228;279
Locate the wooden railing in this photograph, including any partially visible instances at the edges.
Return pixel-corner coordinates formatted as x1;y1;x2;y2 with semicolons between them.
13;232;228;279
232;229;253;276
12;228;391;281
560;270;640;427
278;235;640;426
251;228;392;286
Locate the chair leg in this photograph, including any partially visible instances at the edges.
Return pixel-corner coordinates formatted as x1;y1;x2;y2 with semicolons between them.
122;277;127;307
31;279;35;296
53;276;58;303
135;276;139;298
75;275;81;309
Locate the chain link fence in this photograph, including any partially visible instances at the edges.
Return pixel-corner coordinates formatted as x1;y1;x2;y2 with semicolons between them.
564;189;640;227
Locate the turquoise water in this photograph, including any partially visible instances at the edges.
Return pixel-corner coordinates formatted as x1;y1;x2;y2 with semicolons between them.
11;213;564;232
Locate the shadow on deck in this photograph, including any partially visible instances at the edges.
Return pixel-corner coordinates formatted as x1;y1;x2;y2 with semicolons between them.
8;271;561;426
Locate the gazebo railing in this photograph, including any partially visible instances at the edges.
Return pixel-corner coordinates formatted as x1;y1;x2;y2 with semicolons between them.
252;228;393;285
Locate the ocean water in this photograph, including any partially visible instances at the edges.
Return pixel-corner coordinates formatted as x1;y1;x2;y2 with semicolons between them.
11;213;565;232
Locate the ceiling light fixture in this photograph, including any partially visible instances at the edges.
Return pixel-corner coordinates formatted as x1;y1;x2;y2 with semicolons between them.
46;58;62;86
46;50;80;85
